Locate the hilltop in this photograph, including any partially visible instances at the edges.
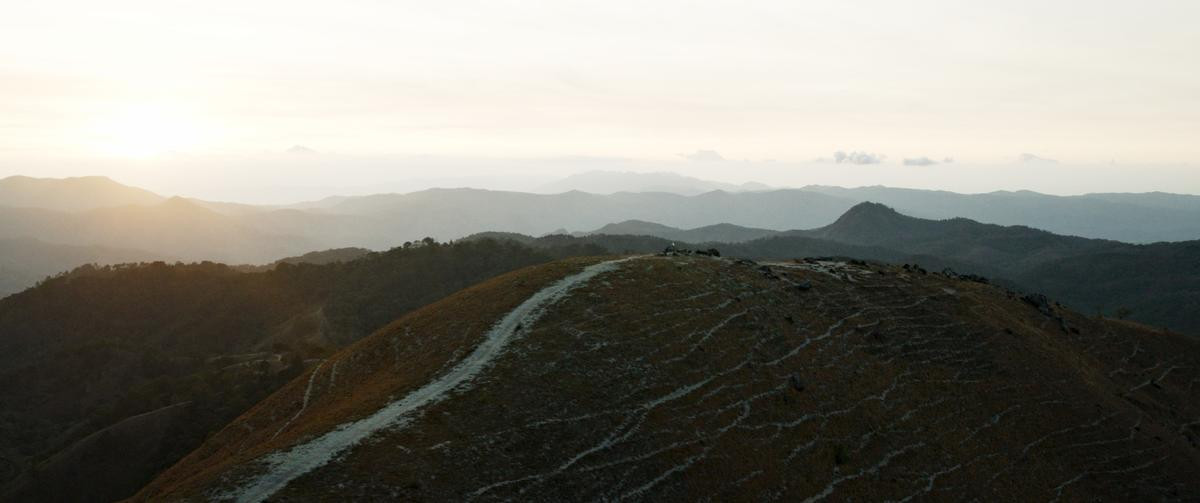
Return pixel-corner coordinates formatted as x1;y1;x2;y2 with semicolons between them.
137;255;1200;501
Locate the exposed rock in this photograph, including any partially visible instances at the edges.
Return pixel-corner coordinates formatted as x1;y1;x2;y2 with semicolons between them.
1022;293;1055;317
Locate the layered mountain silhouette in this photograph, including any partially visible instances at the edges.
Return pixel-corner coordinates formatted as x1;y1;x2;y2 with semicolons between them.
134;255;1200;501
800;185;1200;243
484;203;1200;335
584;220;778;243
4;175;1200;298
0;175;162;212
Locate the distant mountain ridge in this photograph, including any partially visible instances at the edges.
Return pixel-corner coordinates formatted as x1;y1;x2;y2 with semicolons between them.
473;203;1200;335
585;219;778;243
0;175;163;211
3;175;1200;298
800;185;1200;243
0;238;166;295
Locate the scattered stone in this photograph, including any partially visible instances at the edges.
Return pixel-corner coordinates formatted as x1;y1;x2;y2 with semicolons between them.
941;268;990;283
759;265;780;280
661;245;721;257
1022;293;1055;317
1022;293;1074;333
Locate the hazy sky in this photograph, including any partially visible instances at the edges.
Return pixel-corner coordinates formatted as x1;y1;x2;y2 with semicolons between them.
3;1;1199;199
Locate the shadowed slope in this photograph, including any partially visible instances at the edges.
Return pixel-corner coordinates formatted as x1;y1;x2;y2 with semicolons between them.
138;256;1200;501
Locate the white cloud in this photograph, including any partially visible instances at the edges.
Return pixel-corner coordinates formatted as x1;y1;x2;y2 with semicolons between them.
832;150;884;165
1019;153;1058;163
903;157;937;166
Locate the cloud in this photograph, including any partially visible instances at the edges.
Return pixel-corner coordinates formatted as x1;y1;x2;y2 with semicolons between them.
681;149;726;162
942;157;954;163
831;150;884;165
902;157;937;166
1018;153;1058;163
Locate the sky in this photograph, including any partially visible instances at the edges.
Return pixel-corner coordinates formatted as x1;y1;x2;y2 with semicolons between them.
2;1;1199;201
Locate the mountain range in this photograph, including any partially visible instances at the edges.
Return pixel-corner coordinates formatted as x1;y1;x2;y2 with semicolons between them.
479;202;1200;336
3;175;1200;297
0;177;1197;500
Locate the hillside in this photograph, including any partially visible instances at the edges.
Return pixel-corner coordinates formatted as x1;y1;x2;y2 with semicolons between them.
0;238;165;297
470;208;1200;336
276;247;373;266
802;185;1200;243
0;238;596;502
137;255;1200;501
0;198;316;265
0;175;163;212
792;202;1200;333
587;220;779;243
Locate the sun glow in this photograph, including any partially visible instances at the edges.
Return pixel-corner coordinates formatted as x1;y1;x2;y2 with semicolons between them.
90;104;210;158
